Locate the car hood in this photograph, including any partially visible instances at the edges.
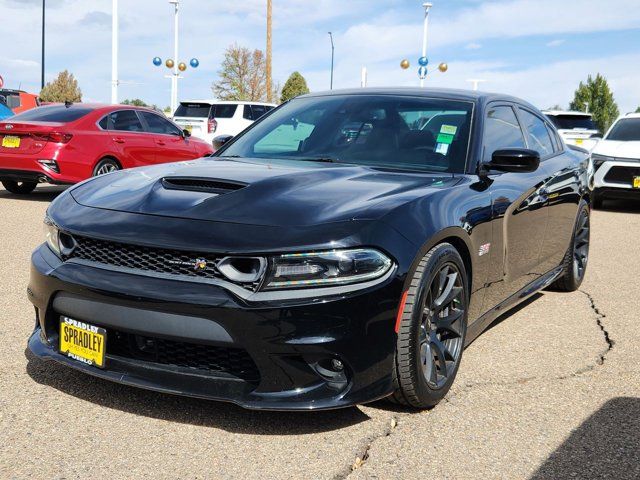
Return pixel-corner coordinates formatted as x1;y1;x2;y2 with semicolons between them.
70;158;457;227
593;140;640;159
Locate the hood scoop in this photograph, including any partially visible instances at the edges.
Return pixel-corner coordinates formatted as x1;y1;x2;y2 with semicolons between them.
161;176;248;195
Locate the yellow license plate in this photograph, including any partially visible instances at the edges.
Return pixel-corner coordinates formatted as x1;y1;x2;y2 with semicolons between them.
2;135;20;148
575;138;583;145
59;317;106;368
185;125;192;133
634;177;640;189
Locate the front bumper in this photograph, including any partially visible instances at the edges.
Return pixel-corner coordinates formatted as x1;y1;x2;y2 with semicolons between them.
27;244;402;410
593;160;640;190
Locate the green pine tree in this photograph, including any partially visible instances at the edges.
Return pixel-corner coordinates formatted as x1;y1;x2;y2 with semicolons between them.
569;74;619;132
39;70;82;103
280;72;310;103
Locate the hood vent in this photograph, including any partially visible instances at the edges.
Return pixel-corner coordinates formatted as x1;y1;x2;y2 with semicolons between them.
161;177;248;195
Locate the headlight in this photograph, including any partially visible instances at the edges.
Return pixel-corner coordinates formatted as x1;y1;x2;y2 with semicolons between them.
263;248;393;290
43;215;61;256
591;153;614;169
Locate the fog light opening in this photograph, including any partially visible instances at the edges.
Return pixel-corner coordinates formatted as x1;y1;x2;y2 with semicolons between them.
38;159;59;173
311;357;349;390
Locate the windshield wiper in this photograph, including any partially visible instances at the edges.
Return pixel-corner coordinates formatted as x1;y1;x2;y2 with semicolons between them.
295;156;340;163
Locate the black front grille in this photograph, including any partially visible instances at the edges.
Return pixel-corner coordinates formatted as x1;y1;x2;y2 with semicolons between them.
604;166;640;186
107;328;260;383
68;235;223;280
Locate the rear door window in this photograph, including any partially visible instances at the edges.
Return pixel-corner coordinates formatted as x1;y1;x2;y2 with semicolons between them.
10;106;92;122
243;105;253;120
140;111;182;135
251;105;268;119
108;110;144;132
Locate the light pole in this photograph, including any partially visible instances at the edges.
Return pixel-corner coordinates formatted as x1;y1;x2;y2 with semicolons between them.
266;0;272;102
420;2;432;87
328;32;335;90
41;0;45;90
111;0;118;104
466;79;486;91
169;0;179;115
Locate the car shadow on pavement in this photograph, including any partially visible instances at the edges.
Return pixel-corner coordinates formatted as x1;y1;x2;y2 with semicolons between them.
530;397;640;480
24;348;371;434
0;185;68;202
596;198;640;213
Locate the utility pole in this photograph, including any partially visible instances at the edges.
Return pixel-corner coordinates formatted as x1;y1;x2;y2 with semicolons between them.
111;0;118;104
41;0;45;90
328;32;335;90
420;2;432;87
169;0;179;114
266;0;272;102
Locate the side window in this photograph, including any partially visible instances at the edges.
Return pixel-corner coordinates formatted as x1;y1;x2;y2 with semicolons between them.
98;116;109;130
518;108;554;158
483;105;526;162
252;105;267;119
243;105;253;120
7;95;21;109
109;110;144;132
140;111;181;135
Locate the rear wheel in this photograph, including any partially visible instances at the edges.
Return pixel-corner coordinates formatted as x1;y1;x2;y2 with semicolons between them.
1;180;37;194
550;201;590;292
92;158;121;176
391;243;468;409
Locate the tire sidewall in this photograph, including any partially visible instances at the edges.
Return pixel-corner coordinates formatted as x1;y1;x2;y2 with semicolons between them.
93;158;120;177
407;244;469;401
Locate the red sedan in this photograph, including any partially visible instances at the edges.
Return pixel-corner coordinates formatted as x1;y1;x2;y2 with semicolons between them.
0;103;214;194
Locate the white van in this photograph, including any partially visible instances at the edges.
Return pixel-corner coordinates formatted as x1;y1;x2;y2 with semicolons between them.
173;100;276;145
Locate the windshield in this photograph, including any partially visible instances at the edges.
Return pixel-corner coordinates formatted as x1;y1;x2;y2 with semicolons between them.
606;118;640;141
7;105;92;123
221;95;473;173
546;115;597;131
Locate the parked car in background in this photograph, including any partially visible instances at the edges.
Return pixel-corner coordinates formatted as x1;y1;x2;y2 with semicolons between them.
0;89;40;114
0;103;213;194
28;88;591;411
591;112;640;208
172;100;276;146
543;110;600;150
0;101;13;121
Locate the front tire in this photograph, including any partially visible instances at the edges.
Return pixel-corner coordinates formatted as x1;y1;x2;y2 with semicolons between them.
1;180;37;194
391;243;468;409
550;201;590;292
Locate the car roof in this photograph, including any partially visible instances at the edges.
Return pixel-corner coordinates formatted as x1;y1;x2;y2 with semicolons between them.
621;112;640;119
180;100;277;106
297;87;538;108
31;103;160;113
542;110;592;117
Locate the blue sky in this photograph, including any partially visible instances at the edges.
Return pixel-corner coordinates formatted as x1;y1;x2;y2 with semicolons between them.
1;0;640;112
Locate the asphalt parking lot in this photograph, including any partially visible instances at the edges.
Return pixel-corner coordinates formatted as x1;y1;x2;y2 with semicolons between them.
1;185;639;480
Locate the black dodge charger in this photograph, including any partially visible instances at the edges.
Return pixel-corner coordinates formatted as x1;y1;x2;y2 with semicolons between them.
28;88;591;410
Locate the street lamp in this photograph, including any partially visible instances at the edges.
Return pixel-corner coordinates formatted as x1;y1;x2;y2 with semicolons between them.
328;32;335;90
111;0;118;104
419;2;432;87
41;0;45;90
169;0;179;115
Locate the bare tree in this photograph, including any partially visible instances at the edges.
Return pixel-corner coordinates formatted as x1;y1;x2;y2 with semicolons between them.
212;44;269;101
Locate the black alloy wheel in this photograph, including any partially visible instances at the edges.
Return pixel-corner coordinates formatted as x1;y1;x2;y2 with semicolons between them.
1;180;37;194
550;200;590;292
391;243;468;408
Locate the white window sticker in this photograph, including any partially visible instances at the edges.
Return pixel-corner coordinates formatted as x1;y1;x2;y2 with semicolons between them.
435;142;450;155
440;124;458;135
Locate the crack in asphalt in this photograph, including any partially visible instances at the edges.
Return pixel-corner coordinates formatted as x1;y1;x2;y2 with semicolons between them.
578;289;614;365
336;417;398;479
338;290;615;478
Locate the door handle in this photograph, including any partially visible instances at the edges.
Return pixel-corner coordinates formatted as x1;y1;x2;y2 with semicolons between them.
113;137;125;144
156;140;166;146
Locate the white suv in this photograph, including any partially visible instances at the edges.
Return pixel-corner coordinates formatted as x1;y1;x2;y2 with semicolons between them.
543;110;601;151
590;113;640;208
172;100;276;146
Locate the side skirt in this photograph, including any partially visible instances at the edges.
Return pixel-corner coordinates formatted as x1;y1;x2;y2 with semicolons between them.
464;266;564;347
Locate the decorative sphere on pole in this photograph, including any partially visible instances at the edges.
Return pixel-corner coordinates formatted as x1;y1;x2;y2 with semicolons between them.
190;58;199;68
438;62;448;73
153;57;162;67
400;59;410;70
165;59;175;69
178;62;187;72
418;56;429;66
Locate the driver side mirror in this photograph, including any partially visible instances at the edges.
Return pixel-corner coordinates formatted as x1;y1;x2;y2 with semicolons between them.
213;134;234;150
182;129;191;138
480;148;540;178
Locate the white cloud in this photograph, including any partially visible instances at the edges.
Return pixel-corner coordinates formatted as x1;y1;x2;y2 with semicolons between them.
546;39;565;47
465;42;482;50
